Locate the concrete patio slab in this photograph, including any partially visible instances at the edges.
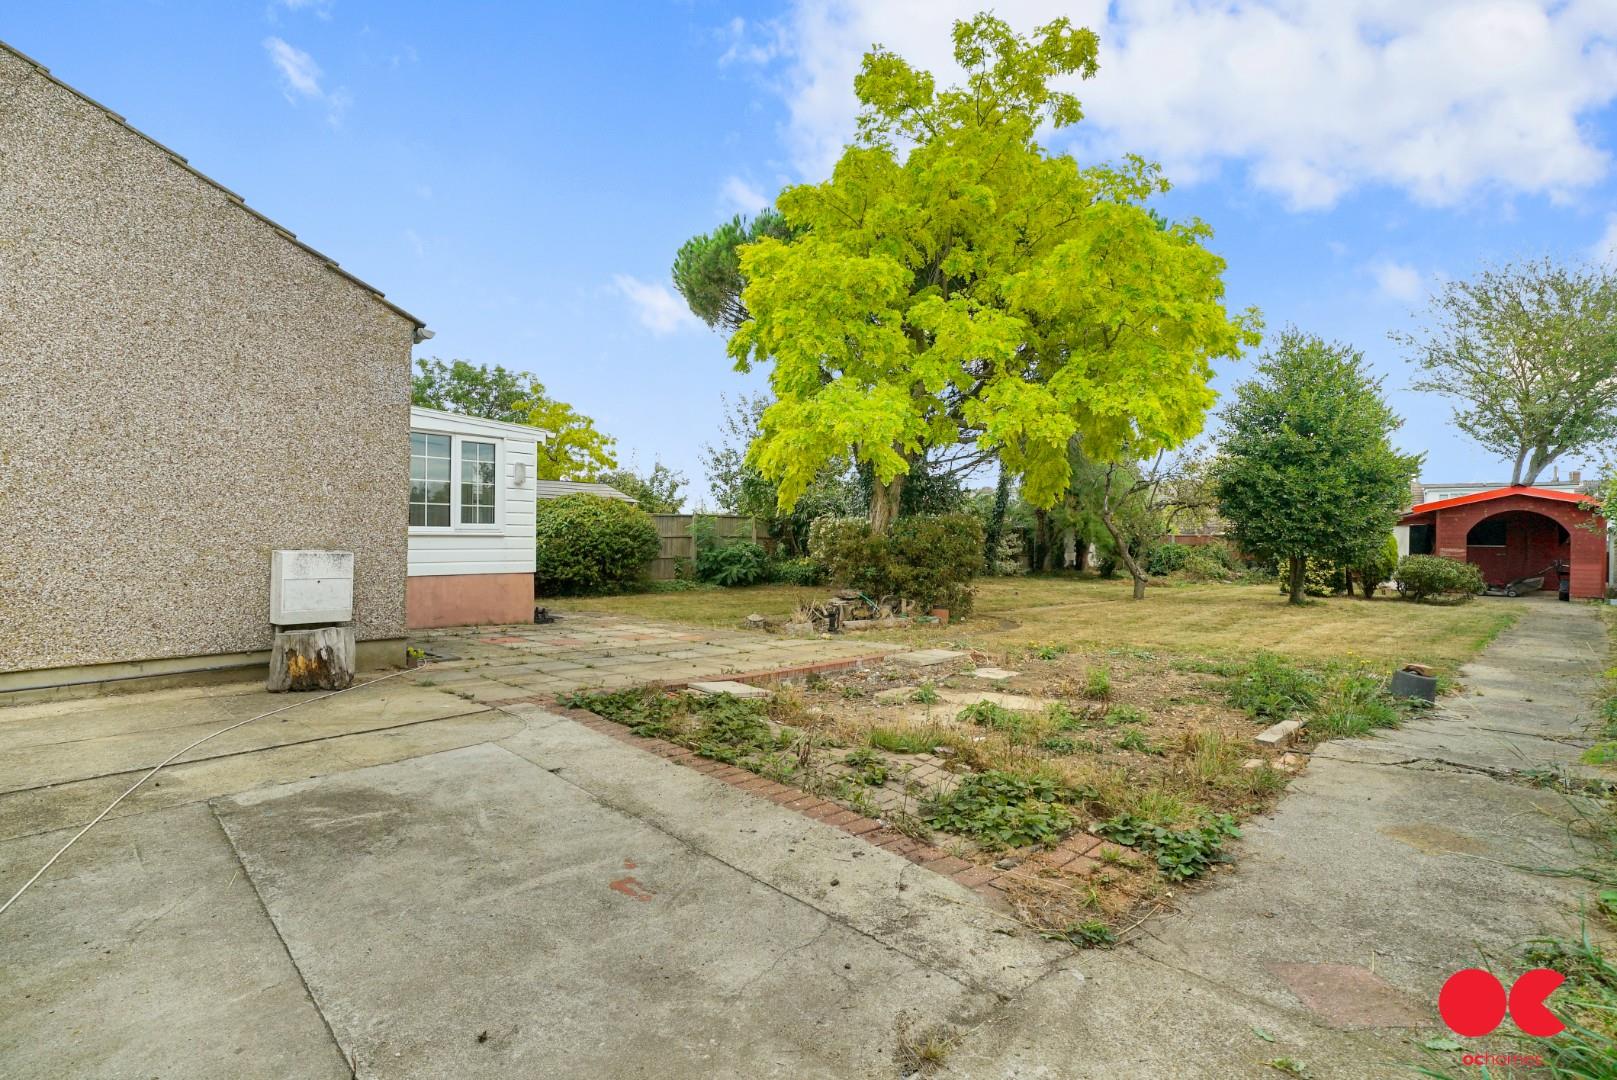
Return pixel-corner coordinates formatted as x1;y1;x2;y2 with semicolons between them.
0;804;349;1079
213;744;999;1079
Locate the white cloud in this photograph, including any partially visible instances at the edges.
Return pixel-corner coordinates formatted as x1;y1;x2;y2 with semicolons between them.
278;0;335;18
719;16;787;67
264;36;323;98
403;228;425;259
1594;214;1617;266
1370;259;1425;302
719;175;771;216
263;36;351;126
743;1;1617;210
612;275;700;335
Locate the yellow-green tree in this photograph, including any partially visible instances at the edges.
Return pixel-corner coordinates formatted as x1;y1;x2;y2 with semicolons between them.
728;14;1258;532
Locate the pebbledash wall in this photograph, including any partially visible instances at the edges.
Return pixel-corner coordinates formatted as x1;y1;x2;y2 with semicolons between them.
0;42;426;690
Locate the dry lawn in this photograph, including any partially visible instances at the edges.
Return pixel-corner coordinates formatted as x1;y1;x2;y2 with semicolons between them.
548;574;1517;676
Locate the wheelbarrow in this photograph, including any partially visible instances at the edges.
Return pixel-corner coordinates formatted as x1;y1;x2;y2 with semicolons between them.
1483;561;1566;598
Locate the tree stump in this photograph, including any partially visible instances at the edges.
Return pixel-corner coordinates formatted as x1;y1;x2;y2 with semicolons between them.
268;626;356;692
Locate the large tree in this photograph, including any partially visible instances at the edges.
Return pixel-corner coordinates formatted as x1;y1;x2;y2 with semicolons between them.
722;14;1257;533
411;358;618;480
1396;259;1617;485
672;210;794;333
1213;330;1422;605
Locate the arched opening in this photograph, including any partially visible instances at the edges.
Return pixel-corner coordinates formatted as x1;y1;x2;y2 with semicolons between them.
1464;510;1571;591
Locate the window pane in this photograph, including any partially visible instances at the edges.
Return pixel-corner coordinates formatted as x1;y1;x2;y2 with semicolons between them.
409;480;426;503
427;457;450;481
477;504;495;524
477;461;496;485
409;503;425;527
426;503;449;528
411;432;427;456
425;481;449;505
425;434;451;458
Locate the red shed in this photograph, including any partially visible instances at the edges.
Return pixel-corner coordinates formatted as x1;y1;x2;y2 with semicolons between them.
1398;486;1609;599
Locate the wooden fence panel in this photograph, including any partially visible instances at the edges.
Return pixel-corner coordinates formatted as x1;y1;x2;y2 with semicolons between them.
648;514;765;580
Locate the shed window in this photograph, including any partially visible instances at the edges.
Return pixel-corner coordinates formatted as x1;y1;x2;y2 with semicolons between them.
1467;518;1508;547
460;440;497;525
409;433;451;527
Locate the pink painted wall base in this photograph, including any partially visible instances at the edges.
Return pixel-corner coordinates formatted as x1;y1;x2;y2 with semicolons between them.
406;573;534;629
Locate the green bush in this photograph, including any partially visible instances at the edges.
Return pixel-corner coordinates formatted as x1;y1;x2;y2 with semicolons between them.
1179;549;1235;582
700;541;771;587
887;513;984;613
1353;534;1400;594
1145;543;1192;576
808;513;983;614
808;517;893;593
1394;554;1485;603
770;555;824;586
535;495;659;595
690;515;772;587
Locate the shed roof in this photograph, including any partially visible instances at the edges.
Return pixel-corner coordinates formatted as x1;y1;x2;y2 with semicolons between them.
0;39;428;335
1406;485;1602;517
534;480;635;503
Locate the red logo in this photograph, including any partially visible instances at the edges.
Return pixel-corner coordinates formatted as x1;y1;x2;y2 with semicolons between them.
1438;968;1565;1038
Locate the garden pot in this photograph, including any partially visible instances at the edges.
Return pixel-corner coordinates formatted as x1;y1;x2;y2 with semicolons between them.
1389;666;1437;702
930;607;950;626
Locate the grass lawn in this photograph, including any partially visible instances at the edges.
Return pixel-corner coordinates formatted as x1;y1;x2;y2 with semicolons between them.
546;574;1518;676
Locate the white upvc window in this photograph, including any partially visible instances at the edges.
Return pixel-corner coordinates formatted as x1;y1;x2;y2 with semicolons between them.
409;431;501;532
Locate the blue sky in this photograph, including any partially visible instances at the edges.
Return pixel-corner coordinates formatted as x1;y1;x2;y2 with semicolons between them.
9;1;1617;503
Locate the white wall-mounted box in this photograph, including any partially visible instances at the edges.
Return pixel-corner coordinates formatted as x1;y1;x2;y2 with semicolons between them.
270;550;354;626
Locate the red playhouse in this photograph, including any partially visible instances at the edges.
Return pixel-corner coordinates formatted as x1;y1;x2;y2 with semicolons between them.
1398;486;1609;599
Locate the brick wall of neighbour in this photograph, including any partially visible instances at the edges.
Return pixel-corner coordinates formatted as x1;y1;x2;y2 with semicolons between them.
0;48;417;673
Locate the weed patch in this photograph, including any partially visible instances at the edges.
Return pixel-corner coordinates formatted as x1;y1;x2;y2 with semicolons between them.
1226;653;1319;721
1095;812;1241;881
923;770;1089;849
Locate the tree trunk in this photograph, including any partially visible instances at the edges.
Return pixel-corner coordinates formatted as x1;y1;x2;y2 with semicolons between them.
1510;445;1528;486
1344;573;1355;597
1287;556;1306;605
268;626;355;692
983;463;1011;572
1098;506;1149;600
868;473;905;535
1033;509;1050;572
1520;446;1557;487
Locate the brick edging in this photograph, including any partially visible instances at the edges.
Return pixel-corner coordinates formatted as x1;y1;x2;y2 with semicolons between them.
540;702;1119;905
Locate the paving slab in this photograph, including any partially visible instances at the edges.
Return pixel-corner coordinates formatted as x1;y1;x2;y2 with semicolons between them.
686;680;772;699
891;649;968;668
966;667;1020;681
935;689;1046;712
214;744;1001;1079
0;804;349;1079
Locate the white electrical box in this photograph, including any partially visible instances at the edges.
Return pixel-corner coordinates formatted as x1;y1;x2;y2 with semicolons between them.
270;550;354;626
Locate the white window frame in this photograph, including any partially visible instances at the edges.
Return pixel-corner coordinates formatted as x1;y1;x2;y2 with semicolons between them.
409;429;504;535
